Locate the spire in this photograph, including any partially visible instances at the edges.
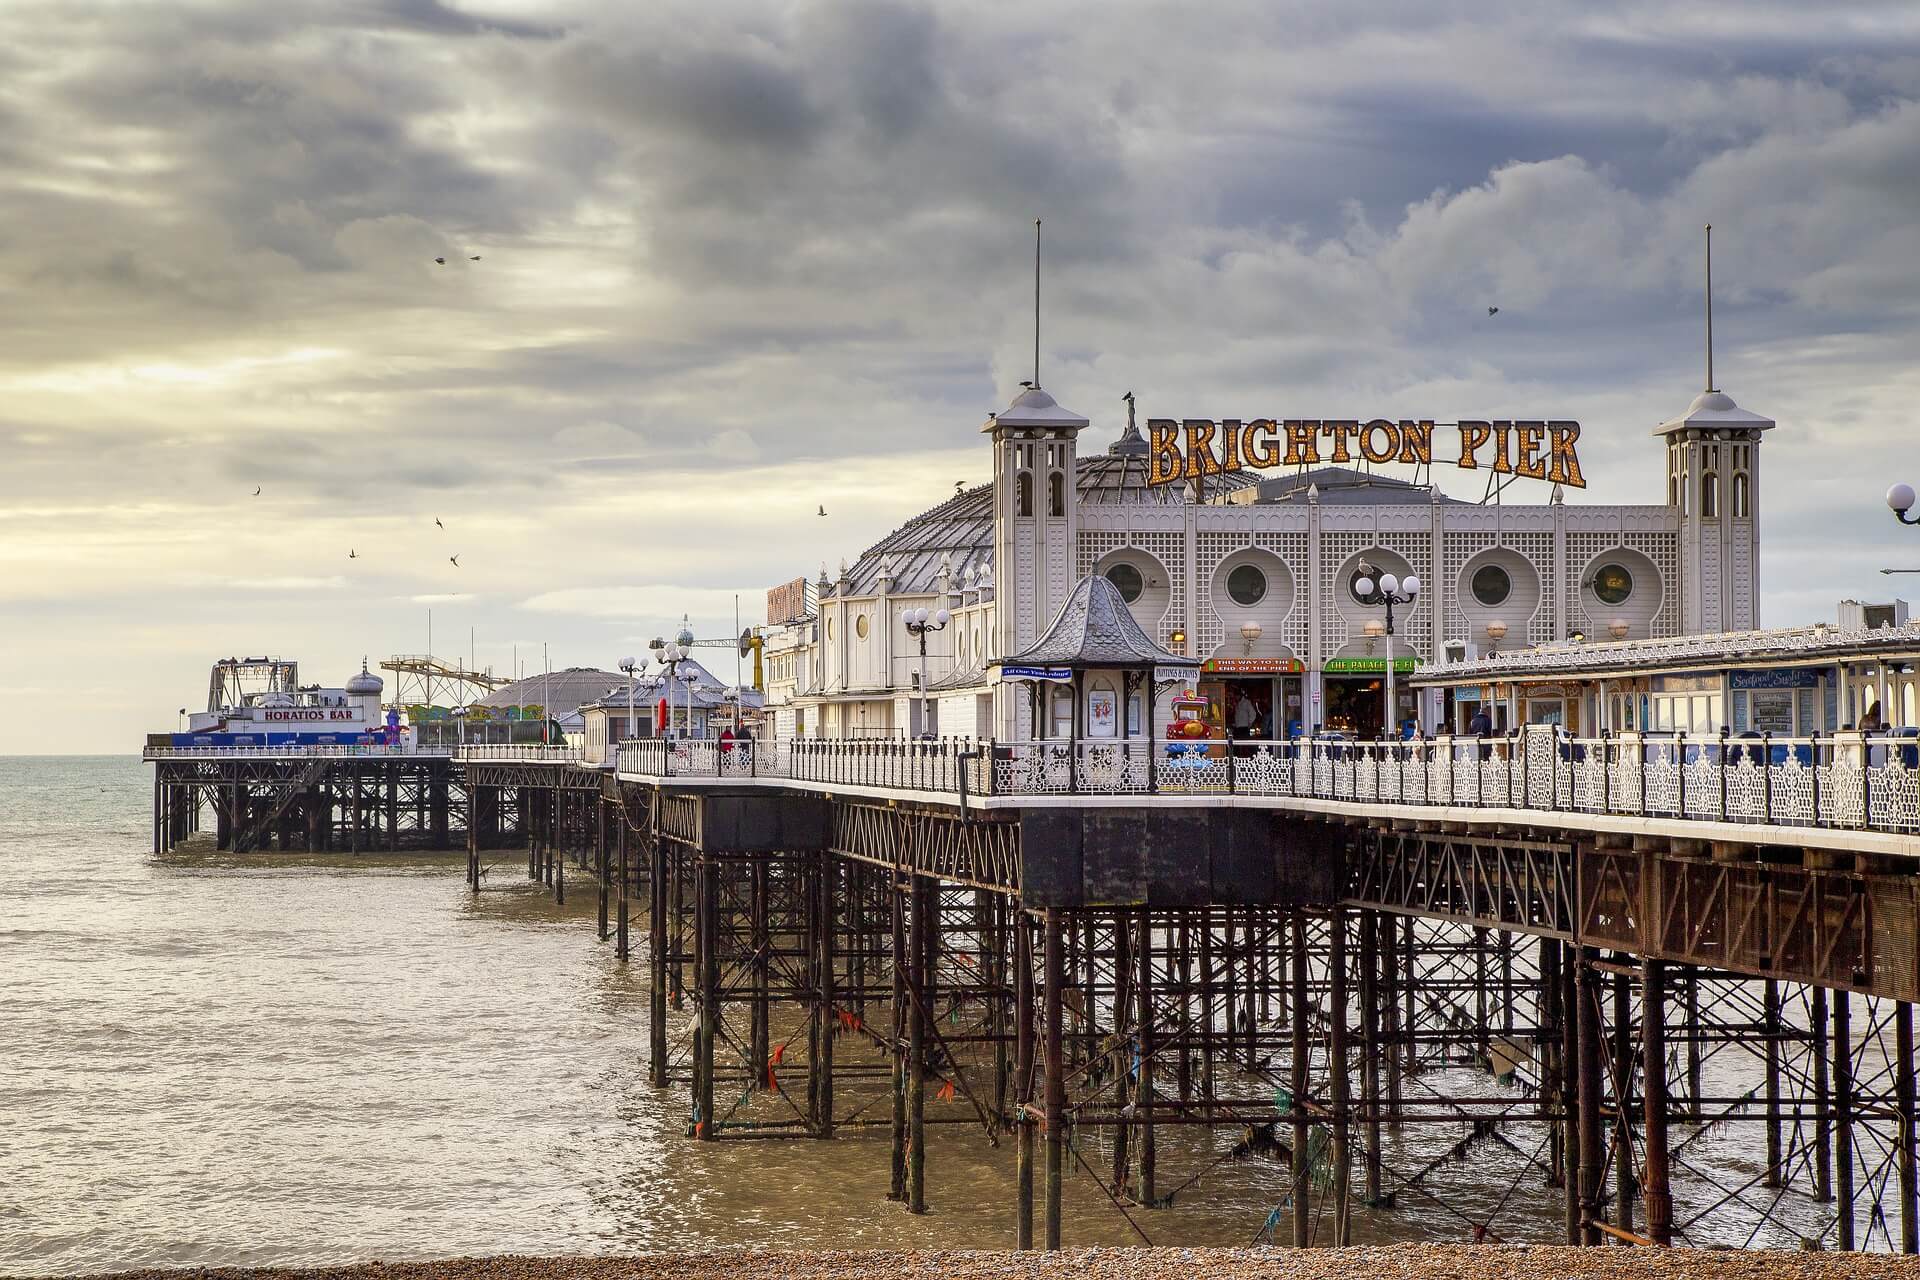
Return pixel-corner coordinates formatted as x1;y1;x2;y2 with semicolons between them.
1704;223;1716;393
1032;218;1042;389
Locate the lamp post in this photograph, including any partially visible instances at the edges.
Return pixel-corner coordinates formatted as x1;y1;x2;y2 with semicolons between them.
1889;483;1919;526
451;705;467;751
1354;563;1420;740
675;621;696;739
904;606;951;738
648;636;667;737
619;655;638;754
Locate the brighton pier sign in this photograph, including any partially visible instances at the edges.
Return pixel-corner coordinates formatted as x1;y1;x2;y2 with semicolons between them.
1146;418;1585;489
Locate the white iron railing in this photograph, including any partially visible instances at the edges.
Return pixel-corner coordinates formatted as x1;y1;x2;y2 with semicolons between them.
601;727;1920;835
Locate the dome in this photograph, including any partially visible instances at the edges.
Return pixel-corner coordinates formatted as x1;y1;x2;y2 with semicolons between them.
345;661;383;696
1657;386;1775;435
983;384;1091;432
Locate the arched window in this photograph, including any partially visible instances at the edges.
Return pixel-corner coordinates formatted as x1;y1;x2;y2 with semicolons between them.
1047;471;1065;517
1701;471;1718;518
1733;471;1750;518
1680;471;1689;516
1016;471;1034;517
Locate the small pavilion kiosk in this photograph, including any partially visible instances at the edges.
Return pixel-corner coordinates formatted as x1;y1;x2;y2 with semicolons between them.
993;574;1198;791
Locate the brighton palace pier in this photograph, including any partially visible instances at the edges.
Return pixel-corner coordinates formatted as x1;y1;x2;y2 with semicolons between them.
148;363;1920;1254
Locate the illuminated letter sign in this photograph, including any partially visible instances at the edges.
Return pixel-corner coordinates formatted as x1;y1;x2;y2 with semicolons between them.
1144;416;1584;489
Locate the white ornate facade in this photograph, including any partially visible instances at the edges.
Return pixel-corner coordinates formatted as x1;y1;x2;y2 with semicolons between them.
775;378;1771;741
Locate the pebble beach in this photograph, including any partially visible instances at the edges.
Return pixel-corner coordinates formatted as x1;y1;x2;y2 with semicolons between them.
54;1247;1920;1280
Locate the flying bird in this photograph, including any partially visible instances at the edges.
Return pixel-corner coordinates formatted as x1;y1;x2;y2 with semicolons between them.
252;486;261;496
449;555;460;568
469;255;481;261
1487;306;1500;316
434;256;446;265
435;517;444;530
817;505;827;517
348;550;358;559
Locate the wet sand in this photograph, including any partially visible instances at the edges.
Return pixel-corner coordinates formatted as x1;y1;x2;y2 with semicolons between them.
57;1246;1920;1280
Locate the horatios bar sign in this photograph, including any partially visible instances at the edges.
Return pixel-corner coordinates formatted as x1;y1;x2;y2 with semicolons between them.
1146;418;1586;489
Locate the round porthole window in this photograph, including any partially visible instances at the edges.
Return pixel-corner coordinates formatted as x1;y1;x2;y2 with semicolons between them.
856;615;869;639
1106;563;1144;603
1471;564;1512;607
1592;562;1634;606
1227;564;1267;607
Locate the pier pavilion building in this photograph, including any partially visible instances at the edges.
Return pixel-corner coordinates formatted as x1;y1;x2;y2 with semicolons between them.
775;374;1772;743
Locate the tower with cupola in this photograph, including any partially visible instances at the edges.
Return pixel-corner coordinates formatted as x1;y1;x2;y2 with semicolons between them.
986;383;1089;735
1659;226;1772;633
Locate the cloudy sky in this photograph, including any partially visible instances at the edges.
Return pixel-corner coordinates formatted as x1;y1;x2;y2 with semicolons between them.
6;0;1920;752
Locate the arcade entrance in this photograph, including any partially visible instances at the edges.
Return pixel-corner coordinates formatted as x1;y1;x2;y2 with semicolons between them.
1323;659;1418;740
1197;659;1304;741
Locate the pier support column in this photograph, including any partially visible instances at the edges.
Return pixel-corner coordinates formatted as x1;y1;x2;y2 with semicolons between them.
1290;907;1312;1247
1043;906;1065;1252
1329;905;1352;1246
1764;978;1784;1188
1576;947;1604;1246
1559;940;1581;1243
889;877;908;1203
1360;908;1382;1205
1135;906;1156;1207
1642;958;1672;1246
1835;989;1856;1250
1814;985;1834;1203
1898;1001;1917;1253
615;816;630;960
595;798;609;942
1612;957;1636;1236
693;852;716;1140
648;836;668;1086
811;849;836;1138
1014;908;1035;1250
907;878;929;1215
751;856;771;1090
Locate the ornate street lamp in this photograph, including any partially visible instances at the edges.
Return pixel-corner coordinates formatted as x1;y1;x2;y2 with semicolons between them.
1239;620;1263;654
1353;563;1420;740
618;655;639;748
1889;483;1919;526
905;605;951;738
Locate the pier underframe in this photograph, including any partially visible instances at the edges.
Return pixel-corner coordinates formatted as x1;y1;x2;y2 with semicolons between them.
504;777;1920;1255
150;757;479;854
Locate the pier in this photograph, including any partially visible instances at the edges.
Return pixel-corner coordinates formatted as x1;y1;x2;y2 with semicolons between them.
426;727;1920;1253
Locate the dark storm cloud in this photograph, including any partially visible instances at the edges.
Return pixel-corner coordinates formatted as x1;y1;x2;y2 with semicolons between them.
7;0;1920;751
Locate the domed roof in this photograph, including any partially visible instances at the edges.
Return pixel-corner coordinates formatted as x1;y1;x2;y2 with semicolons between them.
982;384;1091;432
345;660;383;695
1657;386;1774;435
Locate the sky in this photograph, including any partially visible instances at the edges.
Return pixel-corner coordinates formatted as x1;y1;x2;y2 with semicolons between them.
6;0;1920;753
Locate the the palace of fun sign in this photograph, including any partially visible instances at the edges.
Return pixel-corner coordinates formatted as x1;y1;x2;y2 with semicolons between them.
1145;419;1586;489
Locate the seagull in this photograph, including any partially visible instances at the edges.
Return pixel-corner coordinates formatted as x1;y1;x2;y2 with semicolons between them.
1487;306;1500;316
955;480;966;496
434;256;446;265
1019;380;1034;389
435;517;444;530
253;486;261;496
469;255;481;261
449;555;460;567
348;550;358;559
817;505;827;517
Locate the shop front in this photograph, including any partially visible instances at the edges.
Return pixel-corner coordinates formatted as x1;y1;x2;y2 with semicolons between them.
1198;656;1304;740
1322;656;1418;739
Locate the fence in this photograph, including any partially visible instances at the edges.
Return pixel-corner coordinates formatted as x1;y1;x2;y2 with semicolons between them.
602;727;1920;835
144;744;453;759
